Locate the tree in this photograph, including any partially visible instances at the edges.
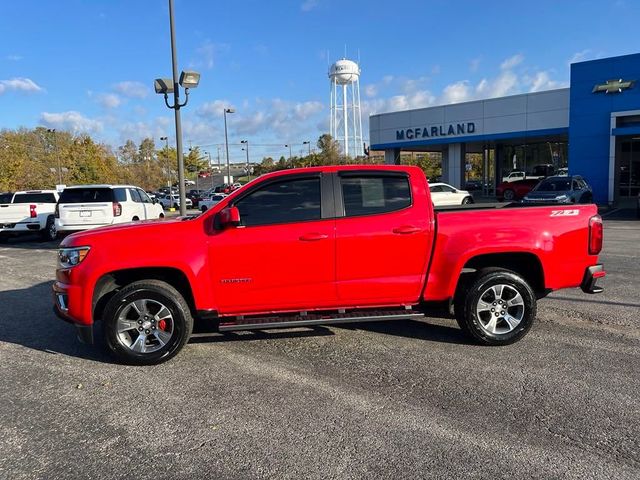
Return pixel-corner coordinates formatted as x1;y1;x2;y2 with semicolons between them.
316;134;341;164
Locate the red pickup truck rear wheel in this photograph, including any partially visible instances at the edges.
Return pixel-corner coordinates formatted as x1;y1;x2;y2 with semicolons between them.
455;269;537;345
101;280;193;365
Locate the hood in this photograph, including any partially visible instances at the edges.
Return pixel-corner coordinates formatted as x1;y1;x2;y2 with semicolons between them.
61;216;199;247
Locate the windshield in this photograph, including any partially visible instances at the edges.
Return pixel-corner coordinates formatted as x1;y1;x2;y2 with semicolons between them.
535;179;571;192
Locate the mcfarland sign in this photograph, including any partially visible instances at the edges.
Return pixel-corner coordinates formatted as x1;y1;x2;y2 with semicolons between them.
396;122;476;141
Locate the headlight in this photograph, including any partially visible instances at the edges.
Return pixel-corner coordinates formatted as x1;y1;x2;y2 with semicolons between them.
523;196;530;201
555;195;569;202
58;247;91;268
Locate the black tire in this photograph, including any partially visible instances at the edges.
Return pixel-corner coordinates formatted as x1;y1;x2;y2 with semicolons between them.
454;269;536;345
102;280;193;365
503;189;515;201
159;213;165;219
132;216;140;221
40;216;57;242
462;196;474;205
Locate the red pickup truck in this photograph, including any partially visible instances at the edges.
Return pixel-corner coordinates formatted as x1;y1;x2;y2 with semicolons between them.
53;165;605;365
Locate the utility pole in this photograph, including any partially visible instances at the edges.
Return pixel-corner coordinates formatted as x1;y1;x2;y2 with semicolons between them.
47;128;62;185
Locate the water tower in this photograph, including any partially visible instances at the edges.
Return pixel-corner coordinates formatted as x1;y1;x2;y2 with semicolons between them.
329;59;364;157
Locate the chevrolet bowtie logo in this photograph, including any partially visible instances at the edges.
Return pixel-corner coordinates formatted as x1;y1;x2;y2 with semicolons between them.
592;78;635;94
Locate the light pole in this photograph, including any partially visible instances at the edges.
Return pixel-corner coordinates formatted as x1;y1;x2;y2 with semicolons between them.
160;136;171;187
303;140;311;156
153;0;201;215
47;128;62;185
223;108;235;185
240;140;249;180
284;144;292;162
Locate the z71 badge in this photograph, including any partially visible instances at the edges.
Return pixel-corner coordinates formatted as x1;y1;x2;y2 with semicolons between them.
550;209;579;217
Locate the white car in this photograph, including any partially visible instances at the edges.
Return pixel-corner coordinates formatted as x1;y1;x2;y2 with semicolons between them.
429;183;474;206
56;185;165;233
199;193;227;212
159;194;193;209
0;190;59;241
502;171;526;182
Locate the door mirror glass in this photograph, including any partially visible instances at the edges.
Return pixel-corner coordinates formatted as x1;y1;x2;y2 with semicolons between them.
219;206;241;228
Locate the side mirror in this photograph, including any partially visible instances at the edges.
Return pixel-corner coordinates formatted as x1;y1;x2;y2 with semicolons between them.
152;198;158;204
219;206;241;228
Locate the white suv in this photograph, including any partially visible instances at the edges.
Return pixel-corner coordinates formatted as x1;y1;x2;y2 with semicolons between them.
56;185;165;233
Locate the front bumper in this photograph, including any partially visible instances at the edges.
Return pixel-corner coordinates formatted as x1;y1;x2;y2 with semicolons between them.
580;264;605;294
52;282;94;344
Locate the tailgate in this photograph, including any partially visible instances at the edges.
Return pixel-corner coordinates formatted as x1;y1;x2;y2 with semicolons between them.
58;203;113;226
0;204;32;224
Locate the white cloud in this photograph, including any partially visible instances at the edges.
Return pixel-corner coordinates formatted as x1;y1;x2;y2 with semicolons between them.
293;100;323;119
0;77;43;94
442;81;472;103
113;81;148;99
6;54;22;61
196;100;234;117
382;75;394;85
363;90;435;115
192;41;230;70
40;111;103;134
364;84;378;97
301;0;318;12
525;71;567;92
97;93;121;109
568;49;591;65
500;54;524;70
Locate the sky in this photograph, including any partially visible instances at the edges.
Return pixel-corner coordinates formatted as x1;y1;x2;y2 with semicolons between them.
1;0;639;162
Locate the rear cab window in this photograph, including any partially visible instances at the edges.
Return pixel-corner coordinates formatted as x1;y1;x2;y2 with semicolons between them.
12;193;57;203
59;188;114;203
340;174;411;217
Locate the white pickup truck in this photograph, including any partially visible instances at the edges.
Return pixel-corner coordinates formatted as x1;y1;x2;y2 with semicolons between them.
0;190;59;242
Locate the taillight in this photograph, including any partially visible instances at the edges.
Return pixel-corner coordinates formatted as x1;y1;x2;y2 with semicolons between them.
113;202;122;217
30;204;37;218
589;215;603;255
54;204;60;218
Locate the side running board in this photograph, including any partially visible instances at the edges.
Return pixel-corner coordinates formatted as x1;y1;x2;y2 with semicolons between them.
218;310;425;332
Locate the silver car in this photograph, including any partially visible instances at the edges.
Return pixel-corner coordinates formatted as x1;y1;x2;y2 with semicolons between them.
523;175;593;204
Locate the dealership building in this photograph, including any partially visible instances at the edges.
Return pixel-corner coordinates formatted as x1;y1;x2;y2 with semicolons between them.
370;53;640;205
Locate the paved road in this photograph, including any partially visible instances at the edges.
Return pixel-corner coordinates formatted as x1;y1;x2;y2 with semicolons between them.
0;219;638;479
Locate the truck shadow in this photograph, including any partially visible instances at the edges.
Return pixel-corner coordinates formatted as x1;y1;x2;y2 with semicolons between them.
0;282;470;364
0;281;112;363
335;319;471;345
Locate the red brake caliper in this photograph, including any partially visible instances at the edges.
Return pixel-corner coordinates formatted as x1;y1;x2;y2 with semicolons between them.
158;319;168;331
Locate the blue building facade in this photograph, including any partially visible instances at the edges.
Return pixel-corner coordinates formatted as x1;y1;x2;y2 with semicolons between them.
570;53;640;204
370;53;640;205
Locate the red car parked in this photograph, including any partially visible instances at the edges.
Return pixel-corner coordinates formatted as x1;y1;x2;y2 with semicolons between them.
53;165;605;365
496;178;541;201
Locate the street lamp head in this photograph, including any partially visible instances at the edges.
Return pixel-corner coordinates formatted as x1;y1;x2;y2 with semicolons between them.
240;140;247;144
154;78;174;94
160;136;168;141
303;141;310;144
179;70;200;89
224;108;235;114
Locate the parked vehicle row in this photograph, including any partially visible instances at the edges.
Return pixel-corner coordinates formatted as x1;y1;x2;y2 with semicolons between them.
497;175;594;204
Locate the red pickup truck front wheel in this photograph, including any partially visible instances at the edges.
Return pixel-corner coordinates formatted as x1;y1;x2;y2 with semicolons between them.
455;269;537;345
102;280;194;365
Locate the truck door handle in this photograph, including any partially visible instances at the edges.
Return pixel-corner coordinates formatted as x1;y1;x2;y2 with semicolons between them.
393;226;422;234
299;233;329;241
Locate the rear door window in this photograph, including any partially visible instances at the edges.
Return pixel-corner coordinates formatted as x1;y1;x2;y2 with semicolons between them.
341;175;411;217
113;189;128;202
59;188;113;203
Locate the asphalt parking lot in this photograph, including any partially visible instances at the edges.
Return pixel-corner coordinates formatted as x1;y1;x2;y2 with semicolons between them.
0;216;639;479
